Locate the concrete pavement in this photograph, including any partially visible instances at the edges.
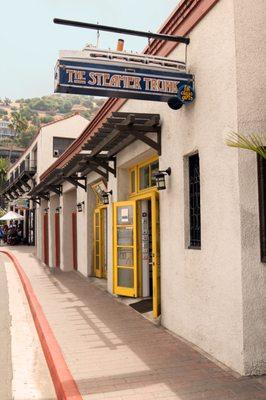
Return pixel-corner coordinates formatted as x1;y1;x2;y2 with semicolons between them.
2;246;266;400
0;259;12;400
0;251;56;400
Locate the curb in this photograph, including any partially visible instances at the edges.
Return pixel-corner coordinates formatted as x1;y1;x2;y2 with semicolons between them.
0;250;83;400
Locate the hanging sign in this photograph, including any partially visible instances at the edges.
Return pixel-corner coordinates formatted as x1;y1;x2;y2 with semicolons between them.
54;56;195;104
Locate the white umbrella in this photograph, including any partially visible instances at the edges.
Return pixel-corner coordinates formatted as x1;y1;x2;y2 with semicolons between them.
0;211;24;221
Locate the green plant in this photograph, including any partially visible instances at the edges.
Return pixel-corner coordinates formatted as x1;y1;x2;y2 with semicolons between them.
3;97;11;106
0;157;9;187
9;112;29;160
226;132;266;159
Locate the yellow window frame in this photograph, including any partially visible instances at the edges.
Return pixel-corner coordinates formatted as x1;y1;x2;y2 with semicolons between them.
129;156;159;197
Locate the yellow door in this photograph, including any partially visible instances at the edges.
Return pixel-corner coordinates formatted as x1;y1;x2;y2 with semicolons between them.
113;201;137;297
94;209;102;278
94;207;107;278
151;192;160;318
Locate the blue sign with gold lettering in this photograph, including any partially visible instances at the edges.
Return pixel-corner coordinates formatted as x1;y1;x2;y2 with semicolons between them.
55;59;195;104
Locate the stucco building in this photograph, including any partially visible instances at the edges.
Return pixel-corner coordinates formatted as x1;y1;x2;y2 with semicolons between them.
1;0;265;376
1;113;88;244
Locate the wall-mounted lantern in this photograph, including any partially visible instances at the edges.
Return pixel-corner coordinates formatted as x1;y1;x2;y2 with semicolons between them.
55;206;62;214
102;190;113;205
44;207;49;214
153;168;171;190
76;201;85;212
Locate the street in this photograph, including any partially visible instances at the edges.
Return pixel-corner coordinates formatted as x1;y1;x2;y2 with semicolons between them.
0;254;56;400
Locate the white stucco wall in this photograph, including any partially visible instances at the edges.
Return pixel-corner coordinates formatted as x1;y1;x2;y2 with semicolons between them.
76;172;98;277
60;185;77;271
36;115;88;181
233;0;266;375
48;194;60;269
105;0;265;375
7;114;88;181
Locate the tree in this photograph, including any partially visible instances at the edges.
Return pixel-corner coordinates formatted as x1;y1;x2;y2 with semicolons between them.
226;132;266;159
0;157;9;188
3;97;11;106
9;111;28;134
0;109;8;117
9;112;28;160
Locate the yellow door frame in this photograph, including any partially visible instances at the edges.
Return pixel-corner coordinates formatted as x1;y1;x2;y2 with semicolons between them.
93;205;107;278
113;200;137;297
113;188;161;317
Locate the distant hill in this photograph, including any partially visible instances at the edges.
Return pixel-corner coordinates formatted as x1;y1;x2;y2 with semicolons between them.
0;94;105;148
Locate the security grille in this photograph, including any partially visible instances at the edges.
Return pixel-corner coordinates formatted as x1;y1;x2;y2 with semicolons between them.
258;154;266;262
189;153;201;248
53;137;75;157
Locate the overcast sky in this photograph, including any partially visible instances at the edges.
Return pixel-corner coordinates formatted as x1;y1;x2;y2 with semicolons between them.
0;0;180;99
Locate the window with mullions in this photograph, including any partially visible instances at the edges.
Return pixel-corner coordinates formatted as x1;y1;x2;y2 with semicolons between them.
189;154;201;248
258;154;266;262
139;160;159;191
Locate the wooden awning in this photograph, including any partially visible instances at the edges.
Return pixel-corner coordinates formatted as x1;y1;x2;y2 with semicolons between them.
30;112;161;199
82;112;161;158
0;163;36;200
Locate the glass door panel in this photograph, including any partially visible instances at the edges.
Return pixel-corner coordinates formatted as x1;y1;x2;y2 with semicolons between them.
113;201;137;297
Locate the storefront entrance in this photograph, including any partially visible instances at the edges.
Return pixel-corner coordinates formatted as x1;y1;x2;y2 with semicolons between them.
93;206;107;278
113;191;160;318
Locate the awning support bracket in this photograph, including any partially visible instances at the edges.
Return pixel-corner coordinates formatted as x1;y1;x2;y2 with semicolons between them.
65;176;87;191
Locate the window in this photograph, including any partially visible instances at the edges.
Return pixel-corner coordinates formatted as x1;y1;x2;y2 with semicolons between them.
138;159;159;191
258;155;266;262
130;170;136;194
53;137;75;158
139;164;150;190
189;153;201;248
129;158;159;195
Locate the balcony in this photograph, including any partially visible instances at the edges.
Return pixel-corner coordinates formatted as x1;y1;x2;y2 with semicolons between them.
20;159;37;173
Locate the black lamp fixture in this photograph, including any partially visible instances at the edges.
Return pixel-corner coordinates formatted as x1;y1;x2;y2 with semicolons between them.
44;207;49;214
102;190;113;205
153;167;171;190
76;201;85;212
55;206;62;214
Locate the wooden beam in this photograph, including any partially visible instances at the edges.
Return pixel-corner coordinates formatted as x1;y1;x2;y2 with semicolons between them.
48;185;62;196
31;198;40;205
107;116;160;158
89;114;135;157
65;176;87;191
112;112;160;119
115;124;160;133
81;163;108;180
90;157;116;177
63;159;87;177
39;193;50;201
22;181;31;191
127;131;161;153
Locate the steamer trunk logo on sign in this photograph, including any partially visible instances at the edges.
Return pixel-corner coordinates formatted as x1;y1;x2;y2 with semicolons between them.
54;49;195;106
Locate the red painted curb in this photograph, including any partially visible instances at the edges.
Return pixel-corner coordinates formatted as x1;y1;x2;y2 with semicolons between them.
0;250;83;400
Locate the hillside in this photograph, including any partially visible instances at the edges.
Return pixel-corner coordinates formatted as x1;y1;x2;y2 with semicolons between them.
0;94;105;148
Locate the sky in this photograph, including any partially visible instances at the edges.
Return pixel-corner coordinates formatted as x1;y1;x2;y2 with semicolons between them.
0;0;180;100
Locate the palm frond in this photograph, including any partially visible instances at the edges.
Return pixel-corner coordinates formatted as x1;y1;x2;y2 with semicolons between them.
226;132;266;159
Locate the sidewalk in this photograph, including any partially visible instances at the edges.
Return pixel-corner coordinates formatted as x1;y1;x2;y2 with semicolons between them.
3;246;266;400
